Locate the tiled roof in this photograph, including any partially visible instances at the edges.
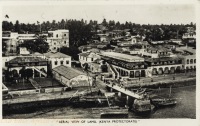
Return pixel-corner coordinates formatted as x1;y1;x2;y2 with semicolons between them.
53;65;86;80
8;57;47;63
44;52;71;58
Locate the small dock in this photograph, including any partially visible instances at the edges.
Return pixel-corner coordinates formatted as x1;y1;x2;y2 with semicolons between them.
106;84;143;99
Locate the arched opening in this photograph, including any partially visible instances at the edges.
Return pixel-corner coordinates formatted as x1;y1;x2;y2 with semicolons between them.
164;67;169;74
190;59;193;64
26;69;33;79
170;67;175;74
141;70;145;77
125;71;129;76
158;68;163;75
190;66;193;72
152;68;157;75
175;66;181;73
187;59;189;64
12;69;19;78
34;69;40;77
135;71;140;77
186;66;189;72
130;71;134;78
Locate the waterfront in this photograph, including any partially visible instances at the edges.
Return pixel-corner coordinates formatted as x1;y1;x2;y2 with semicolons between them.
3;85;196;119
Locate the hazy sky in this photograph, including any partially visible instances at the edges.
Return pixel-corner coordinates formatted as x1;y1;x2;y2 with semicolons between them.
2;4;195;25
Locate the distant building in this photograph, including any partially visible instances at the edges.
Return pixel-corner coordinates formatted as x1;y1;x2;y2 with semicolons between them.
19;47;30;55
182;54;196;71
2;29;69;56
52;65;92;88
44;52;71;69
2;31;19;56
78;52;101;66
170;39;182;45
47;29;69;51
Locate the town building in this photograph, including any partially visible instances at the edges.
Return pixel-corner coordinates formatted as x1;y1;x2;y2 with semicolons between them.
44;52;71;69
52;65;92;88
2;29;69;56
2;31;19;56
19;47;30;55
182;54;196;71
78;52;101;66
47;29;69;51
145;57;183;77
5;57;48;78
100;52;147;79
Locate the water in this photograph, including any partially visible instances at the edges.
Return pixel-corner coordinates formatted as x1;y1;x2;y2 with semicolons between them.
3;85;196;119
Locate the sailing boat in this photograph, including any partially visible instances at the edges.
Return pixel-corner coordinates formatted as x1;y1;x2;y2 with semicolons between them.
151;86;177;108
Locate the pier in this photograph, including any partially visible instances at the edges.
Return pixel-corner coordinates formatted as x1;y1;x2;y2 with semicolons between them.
106;84;143;99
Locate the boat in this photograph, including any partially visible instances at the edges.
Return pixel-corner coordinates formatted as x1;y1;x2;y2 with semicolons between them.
92;106;129;119
150;86;177;108
151;98;177;108
132;99;155;114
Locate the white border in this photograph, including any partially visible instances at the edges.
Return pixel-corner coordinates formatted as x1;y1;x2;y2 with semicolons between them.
0;0;199;126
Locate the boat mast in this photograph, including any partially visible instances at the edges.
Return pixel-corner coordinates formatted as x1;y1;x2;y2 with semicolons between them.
169;85;172;97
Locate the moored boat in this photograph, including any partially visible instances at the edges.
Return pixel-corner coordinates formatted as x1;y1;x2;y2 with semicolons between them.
151;98;177;108
132;99;155;114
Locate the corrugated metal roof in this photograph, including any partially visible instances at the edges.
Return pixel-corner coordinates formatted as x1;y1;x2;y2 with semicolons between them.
53;65;86;80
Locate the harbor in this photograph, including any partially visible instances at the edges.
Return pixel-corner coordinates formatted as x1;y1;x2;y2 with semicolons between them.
3;85;196;119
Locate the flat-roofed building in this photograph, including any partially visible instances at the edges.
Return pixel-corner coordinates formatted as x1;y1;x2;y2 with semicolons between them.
145;56;184;77
47;29;69;51
44;52;71;69
100;52;147;79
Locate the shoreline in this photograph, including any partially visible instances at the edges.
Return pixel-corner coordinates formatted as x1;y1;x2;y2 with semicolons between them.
125;77;196;88
3;77;196;115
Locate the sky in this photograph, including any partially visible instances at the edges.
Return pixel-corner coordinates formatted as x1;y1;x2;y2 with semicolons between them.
2;4;196;25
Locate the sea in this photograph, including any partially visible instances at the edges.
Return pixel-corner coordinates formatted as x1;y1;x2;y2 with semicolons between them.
3;85;196;119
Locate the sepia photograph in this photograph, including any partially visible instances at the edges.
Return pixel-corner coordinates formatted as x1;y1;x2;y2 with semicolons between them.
1;0;197;121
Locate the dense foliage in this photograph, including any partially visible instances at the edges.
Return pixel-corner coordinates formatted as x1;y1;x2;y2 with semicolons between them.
2;19;195;47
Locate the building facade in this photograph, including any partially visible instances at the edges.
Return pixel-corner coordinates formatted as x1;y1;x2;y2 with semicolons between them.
5;57;48;78
101;52;147;79
52;65;92;88
44;52;71;69
78;52;101;66
47;29;69;51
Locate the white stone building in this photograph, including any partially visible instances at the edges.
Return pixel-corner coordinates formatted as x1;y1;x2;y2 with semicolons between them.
47;29;69;51
44;52;71;69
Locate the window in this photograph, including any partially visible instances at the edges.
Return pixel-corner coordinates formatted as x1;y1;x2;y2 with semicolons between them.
54;47;56;50
187;59;189;64
60;61;63;65
86;57;87;61
54;43;56;45
55;61;58;65
56;34;58;38
66;60;69;64
64;41;66;44
91;58;93;61
194;59;196;63
64;34;66;36
190;59;193;64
